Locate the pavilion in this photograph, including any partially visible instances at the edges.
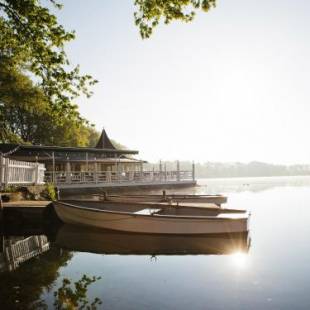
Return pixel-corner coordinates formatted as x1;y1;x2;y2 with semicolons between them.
0;129;144;173
0;129;195;189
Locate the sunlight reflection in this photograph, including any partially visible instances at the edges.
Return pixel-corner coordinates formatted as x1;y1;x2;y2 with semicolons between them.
230;251;248;269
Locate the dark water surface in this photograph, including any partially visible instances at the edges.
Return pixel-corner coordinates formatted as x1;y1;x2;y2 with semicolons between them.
1;176;310;309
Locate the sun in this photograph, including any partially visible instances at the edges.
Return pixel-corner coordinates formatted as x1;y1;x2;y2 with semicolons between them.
231;251;248;269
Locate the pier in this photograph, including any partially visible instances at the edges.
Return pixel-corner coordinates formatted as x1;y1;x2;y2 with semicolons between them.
45;168;196;190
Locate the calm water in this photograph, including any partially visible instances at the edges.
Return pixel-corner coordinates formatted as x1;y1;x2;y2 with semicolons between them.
1;176;310;309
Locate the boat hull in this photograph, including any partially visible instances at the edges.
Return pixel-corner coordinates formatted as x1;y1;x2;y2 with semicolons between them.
106;194;227;205
54;202;249;235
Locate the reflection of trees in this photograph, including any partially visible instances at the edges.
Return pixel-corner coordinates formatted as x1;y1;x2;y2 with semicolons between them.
0;247;72;309
54;275;102;309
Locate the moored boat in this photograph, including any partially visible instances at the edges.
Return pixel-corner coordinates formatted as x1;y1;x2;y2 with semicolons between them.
95;193;227;205
53;200;249;235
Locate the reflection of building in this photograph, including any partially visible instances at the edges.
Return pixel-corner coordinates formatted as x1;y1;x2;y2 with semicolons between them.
0;235;50;272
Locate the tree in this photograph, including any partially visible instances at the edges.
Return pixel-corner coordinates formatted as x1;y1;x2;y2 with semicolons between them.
134;0;216;38
0;0;216;110
0;0;216;146
0;0;97;115
53;275;102;310
0;64;99;147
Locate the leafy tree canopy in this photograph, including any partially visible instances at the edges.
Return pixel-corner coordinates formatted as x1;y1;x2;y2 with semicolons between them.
0;0;216;147
0;65;99;146
0;0;97;115
134;0;216;38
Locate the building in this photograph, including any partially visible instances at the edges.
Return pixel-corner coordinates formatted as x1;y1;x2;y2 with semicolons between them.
0;129;195;189
0;129;144;173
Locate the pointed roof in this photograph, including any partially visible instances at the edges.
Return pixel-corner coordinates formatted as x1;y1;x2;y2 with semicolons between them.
96;128;116;149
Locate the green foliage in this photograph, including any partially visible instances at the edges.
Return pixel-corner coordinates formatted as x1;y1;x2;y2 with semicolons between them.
134;0;216;38
53;275;102;310
0;65;98;146
0;0;213;147
2;184;18;193
43;183;57;201
0;0;97;114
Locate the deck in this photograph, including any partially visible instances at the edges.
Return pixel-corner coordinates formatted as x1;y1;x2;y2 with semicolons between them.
45;170;196;190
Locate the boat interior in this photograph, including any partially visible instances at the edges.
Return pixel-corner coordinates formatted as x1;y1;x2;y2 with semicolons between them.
61;200;246;217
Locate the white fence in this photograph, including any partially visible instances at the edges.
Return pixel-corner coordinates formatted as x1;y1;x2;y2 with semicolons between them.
45;170;194;185
0;157;46;187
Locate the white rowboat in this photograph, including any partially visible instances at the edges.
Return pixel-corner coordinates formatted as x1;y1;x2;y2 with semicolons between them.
54;200;249;235
95;193;227;205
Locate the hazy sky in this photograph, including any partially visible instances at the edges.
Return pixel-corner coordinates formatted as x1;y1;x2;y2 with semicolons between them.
55;0;310;164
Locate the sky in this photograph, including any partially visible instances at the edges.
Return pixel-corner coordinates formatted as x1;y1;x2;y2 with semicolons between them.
54;0;310;164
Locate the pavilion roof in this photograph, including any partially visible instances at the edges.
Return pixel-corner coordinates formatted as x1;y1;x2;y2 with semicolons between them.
96;128;116;149
0;144;138;155
0;129;139;157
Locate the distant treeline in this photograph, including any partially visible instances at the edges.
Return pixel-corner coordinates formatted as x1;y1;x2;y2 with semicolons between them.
144;161;310;178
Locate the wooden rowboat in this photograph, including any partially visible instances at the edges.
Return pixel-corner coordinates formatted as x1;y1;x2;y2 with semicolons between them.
56;224;251;255
94;193;227;205
54;200;249;235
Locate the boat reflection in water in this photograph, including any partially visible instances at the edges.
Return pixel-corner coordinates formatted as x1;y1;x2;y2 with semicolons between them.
56;225;251;256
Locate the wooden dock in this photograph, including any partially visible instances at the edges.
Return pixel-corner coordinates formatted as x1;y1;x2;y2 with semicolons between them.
46;171;196;191
1;200;60;233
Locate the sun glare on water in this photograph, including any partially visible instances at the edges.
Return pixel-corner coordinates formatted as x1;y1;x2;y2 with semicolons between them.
231;251;249;269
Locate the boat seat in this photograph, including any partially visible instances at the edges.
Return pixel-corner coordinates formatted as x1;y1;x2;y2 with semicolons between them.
134;208;162;215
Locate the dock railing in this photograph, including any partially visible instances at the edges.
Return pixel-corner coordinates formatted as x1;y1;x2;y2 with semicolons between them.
0;157;46;188
44;170;194;185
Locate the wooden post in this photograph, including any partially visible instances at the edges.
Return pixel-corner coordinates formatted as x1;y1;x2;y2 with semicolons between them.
164;163;167;181
86;152;89;171
0;193;3;228
4;158;9;187
56;187;61;200
52;152;55;184
66;158;71;184
140;162;143;182
94;158;98;183
103;191;107;201
117;157;120;183
192;161;195;181
176;160;180;182
0;155;3;190
34;163;40;185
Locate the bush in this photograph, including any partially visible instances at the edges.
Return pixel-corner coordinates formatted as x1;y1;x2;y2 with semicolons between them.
43;183;57;201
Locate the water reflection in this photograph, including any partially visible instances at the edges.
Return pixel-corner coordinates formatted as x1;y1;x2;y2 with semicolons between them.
0;235;50;272
0;225;251;309
55;225;251;256
2;176;310;309
0;241;72;309
230;251;248;269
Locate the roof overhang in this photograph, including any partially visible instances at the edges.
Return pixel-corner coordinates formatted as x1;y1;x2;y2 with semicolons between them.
0;144;139;155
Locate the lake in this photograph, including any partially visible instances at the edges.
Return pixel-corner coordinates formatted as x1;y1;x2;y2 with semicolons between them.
1;176;310;309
